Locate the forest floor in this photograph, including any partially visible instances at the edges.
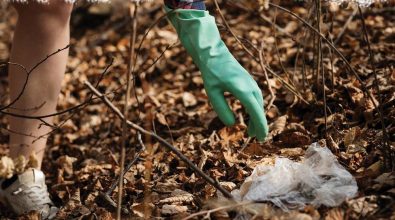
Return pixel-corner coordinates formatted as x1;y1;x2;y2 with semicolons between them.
0;1;394;219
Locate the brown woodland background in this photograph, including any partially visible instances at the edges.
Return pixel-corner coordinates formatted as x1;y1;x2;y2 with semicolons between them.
0;0;394;219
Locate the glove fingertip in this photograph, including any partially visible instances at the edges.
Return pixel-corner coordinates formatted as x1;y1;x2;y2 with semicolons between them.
247;120;256;137
255;119;269;142
221;114;236;126
256;127;269;142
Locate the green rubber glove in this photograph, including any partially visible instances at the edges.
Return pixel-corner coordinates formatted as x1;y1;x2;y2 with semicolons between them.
166;7;268;141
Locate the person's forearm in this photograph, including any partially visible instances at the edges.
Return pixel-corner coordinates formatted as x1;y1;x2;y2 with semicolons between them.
164;0;206;10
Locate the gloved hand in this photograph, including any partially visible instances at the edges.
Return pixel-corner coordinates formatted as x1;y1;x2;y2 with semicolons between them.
166;8;268;141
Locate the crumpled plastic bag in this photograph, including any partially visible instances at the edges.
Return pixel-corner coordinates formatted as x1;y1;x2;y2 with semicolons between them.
328;0;377;7
232;143;358;211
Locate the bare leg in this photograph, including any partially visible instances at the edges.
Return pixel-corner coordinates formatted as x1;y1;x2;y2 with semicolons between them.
8;1;72;168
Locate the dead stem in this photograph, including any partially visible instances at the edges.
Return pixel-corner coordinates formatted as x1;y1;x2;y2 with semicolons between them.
357;5;392;169
259;42;276;111
84;81;234;199
182;201;254;220
117;3;139;219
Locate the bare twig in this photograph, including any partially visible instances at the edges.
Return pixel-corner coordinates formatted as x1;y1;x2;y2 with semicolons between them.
315;0;328;135
272;7;294;85
0;46;70;111
84;81;234;199
99;133;145;212
1;57;114;120
212;1;308;105
252;70;309;105
258;42;275;110
268;3;383;121
117;3;139;219
334;7;358;45
182;201;254;220
213;0;255;58
357;6;392;169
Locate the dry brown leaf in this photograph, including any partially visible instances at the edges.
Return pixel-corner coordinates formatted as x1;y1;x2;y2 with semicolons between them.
17;210;41;220
182;92;197;107
373;172;395;189
325;208;344;220
371;171;395;191
345;82;364;105
286;123;309;134
65;133;79;143
155;181;180;193
131;203;155;218
56;155;78;177
269;115;287;136
156;29;178;43
346;196;379;217
58;188;90;218
198;148;211;170
280;148;304;157
365;161;383;178
279;131;311;147
242;0;269;10
344;127;360;147
387;188;395;196
326;136;339;153
220;181;237;191
277;212;313;220
243;143;267;156
285;92;296;104
218;124;246;143
161;204;188;215
156;112;168;126
223;150;243;166
95;208;113;220
284;21;299;33
159;194;193;204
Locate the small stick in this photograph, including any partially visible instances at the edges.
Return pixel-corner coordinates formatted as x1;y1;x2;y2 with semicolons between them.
334;7;358;45
213;0;255;58
117;3;139;219
357;6;392;168
108;135;144;194
84;81;234;199
211;1;306;105
1;58;114;120
182;201;254;220
268;3;382;114
98;133;145;213
258;41;275;111
0;46;70;111
239;137;252;153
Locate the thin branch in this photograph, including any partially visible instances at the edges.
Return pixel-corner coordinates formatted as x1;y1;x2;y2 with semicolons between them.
258;42;275;110
0;57;114;119
182;201;254;220
272;7;294;85
268;3;384;123
99;133;145;212
117;3;139;219
357;6;392;169
212;1;309;105
334;7;358;45
0;46;70;111
213;0;255;58
84;81;234;199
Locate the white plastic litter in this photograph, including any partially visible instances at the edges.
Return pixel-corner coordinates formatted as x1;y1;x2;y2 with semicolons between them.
232;143;358;211
328;0;378;7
